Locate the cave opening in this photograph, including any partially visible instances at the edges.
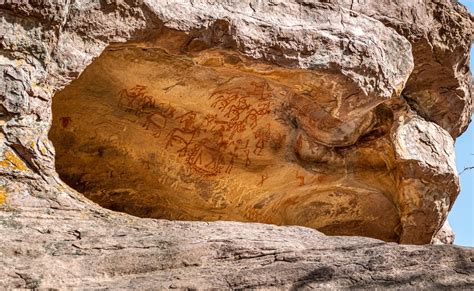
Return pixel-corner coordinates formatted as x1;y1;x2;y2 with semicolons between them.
49;40;401;242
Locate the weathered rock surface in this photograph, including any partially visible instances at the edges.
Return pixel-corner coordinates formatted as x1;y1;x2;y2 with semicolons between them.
0;0;473;288
433;220;456;245
0;200;473;289
333;0;474;137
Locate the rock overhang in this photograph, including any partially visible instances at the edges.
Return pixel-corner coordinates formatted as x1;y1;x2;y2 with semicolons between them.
49;43;404;242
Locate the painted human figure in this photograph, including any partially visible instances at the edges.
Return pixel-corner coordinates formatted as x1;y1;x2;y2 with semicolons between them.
143;103;175;138
166;111;199;156
224;97;251;121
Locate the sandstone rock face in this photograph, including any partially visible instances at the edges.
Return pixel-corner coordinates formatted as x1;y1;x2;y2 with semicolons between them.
0;0;473;288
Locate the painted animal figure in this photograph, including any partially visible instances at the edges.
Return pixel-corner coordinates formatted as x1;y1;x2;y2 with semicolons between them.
118;85;147;110
166;128;199;157
134;95;156;117
256;101;271;115
143;105;175;138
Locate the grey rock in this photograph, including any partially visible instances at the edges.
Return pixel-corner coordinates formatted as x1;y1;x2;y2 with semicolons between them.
433;220;456;245
0;196;473;289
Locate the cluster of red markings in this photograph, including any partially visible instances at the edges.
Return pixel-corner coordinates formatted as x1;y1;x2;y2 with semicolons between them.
117;81;285;177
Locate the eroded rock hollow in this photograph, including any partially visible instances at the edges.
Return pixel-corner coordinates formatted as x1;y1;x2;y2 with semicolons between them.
51;42;410;242
1;0;473;288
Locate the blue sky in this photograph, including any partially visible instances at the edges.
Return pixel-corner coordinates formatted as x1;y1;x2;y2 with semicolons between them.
449;0;473;247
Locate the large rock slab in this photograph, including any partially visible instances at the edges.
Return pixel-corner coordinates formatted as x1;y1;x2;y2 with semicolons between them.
0;193;473;289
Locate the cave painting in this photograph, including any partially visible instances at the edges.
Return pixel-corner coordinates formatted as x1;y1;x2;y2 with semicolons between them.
116;80;282;177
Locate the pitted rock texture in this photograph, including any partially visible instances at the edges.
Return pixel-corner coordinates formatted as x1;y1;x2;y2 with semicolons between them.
0;1;473;287
0;205;473;289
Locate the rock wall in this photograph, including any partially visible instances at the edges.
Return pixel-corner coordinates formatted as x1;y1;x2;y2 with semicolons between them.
0;0;473;288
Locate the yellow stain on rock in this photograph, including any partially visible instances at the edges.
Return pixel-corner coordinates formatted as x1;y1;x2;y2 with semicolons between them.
0;150;28;171
40;145;48;155
0;187;7;205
